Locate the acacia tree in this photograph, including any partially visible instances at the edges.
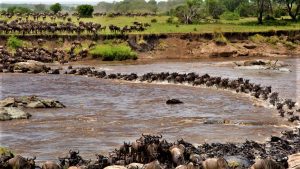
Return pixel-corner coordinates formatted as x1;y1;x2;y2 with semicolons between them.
175;0;204;24
277;0;300;21
77;5;94;17
50;3;62;14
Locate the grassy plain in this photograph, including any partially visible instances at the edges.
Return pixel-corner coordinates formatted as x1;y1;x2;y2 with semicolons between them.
1;15;300;35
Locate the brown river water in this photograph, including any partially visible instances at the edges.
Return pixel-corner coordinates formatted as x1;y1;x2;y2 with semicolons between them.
0;58;299;163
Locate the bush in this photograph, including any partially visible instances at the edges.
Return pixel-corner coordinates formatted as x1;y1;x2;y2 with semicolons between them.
283;41;297;50
151;18;157;23
274;6;287;18
7;6;31;14
77;5;94;18
264;15;276;21
89;44;137;61
266;36;280;45
0;147;13;156
166;17;179;24
249;34;266;43
166;17;174;24
213;29;228;45
220;11;240;20
7;36;23;49
50;3;62;14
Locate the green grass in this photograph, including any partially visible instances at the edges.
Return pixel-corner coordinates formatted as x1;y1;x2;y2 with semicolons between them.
7;35;23;49
89;44;137;61
0;147;14;156
249;34;298;50
1;15;300;35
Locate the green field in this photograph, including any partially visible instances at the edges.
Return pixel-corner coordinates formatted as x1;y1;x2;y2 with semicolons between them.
1;15;300;35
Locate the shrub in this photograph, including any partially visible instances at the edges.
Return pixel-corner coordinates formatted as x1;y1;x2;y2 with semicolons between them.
7;36;23;49
264;15;276;21
249;34;266;43
77;5;94;18
213;29;228;45
220;11;240;20
274;6;287;18
166;17;175;24
7;6;31;14
151;18;157;23
50;3;62;14
283;41;297;50
266;36;280;45
0;147;13;156
89;44;137;61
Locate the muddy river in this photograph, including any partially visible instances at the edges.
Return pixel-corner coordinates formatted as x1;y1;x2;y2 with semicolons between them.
0;58;299;163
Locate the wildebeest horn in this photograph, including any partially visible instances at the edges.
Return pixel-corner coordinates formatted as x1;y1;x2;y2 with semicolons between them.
159;134;162;138
76;150;79;154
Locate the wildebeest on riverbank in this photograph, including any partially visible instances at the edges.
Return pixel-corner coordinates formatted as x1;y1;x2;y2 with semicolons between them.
1;130;300;169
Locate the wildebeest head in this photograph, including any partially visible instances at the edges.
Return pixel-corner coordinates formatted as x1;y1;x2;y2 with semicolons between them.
69;150;79;159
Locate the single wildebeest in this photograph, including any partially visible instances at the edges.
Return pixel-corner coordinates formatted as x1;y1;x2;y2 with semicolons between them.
176;162;201;169
42;161;61;169
127;163;144;169
142;160;164;169
103;165;127;169
250;159;285;169
169;144;185;167
288;153;300;169
7;155;36;169
202;158;229;169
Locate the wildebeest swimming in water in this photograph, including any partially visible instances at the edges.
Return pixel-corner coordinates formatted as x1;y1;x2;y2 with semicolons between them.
166;99;184;105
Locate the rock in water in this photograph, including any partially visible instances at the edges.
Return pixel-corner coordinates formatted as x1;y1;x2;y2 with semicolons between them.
26;101;46;108
166;99;183;105
14;60;49;73
0;97;16;107
0;107;31;121
40;99;65;108
0;96;66;109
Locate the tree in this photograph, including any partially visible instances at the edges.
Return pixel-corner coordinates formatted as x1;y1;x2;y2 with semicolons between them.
207;0;226;19
50;3;62;14
7;6;31;14
222;0;248;12
236;2;256;17
256;0;273;24
277;0;300;21
77;5;94;17
148;0;158;13
7;6;17;13
175;0;204;24
34;4;46;12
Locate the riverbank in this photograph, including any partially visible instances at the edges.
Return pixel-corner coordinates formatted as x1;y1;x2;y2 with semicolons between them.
1;31;299;63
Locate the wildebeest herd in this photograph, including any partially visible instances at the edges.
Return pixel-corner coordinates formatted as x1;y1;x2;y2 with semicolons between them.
0;12;152;35
0;31;300;168
0;65;300;169
1;11;156;20
1;130;300;169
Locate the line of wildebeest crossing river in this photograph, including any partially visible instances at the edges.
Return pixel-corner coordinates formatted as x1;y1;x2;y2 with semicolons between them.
1;60;300;169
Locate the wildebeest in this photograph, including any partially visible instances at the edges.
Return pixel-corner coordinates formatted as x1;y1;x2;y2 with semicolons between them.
202;158;229;169
7;155;36;169
169;144;185;167
142;160;164;169
42;161;61;169
250;159;284;169
288;153;300;169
